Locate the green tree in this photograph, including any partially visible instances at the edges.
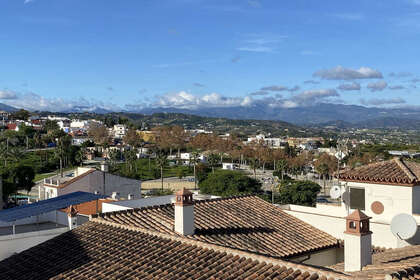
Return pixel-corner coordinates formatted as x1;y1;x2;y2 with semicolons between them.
248;158;259;179
199;170;261;197
11;109;30;121
274;159;288;181
277;180;321;206
189;151;200;189
44;120;60;132
155;151;168;190
176;167;186;181
207;153;219;173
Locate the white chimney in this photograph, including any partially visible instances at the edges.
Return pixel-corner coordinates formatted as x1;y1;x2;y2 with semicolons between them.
111;192;120;200
344;209;372;272
174;188;195;235
101;161;109;172
67;205;78;230
128;193;134;200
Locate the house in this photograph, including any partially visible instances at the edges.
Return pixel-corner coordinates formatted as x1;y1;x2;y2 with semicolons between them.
222;162;236;170
0;192;104;260
113;124;127;139
6;123;19;131
281;157;420;248
41;166;141;200
0;192;351;279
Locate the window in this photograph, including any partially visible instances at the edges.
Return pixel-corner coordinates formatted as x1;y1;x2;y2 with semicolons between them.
350;188;365;210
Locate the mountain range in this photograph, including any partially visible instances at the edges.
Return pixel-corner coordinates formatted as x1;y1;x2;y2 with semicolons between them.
2;102;420;129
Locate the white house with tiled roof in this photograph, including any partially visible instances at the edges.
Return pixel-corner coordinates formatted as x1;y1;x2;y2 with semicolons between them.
282;158;420;249
42;166;141;200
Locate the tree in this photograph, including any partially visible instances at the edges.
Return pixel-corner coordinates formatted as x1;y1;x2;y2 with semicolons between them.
2;165;35;202
248;158;259;179
155;151;168;190
207;153;219;173
277;180;321;206
11;109;30;121
88;123;110;147
314;153;337;194
176;168;186;181
199;170;261;197
124;149;138;173
7;147;25;163
123;128;142;147
275;159;288;181
189;151;200;189
44;120;60;133
55;136;71;177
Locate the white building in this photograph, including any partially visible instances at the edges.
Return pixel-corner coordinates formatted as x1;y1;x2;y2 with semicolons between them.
247;134;285;148
281;158;420;248
42;166;141;200
113;124;127;139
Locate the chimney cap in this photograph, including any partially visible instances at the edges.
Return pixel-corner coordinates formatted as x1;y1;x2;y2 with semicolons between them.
175;188;193;206
176;188;192;196
346;209;371;222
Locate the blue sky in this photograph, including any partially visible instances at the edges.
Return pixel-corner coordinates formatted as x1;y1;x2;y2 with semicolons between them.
0;0;419;111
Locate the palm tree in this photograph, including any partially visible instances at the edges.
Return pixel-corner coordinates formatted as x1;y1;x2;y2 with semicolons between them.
76;148;86;166
189;151;200;189
315;163;330;195
8;147;25;163
207;153;219;173
0;143;8;166
155;151;168;190
276;159;288;181
249;158;259;179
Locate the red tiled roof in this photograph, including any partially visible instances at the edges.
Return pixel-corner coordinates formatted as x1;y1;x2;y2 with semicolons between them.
0;221;348;280
61;199;115;215
94;195;339;258
330;244;420;279
339;158;420;186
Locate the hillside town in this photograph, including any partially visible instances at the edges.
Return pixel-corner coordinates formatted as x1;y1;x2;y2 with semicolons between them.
1;108;420;279
2;0;420;279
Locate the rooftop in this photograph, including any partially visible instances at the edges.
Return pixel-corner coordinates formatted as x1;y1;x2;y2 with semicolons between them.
339;158;420;186
330;244;420;279
94;195;339;258
0;220;346;280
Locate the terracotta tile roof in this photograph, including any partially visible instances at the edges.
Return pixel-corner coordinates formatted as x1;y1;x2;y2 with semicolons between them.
329;244;420;279
339;158;420;186
0;220;348;280
94;195;339;258
60;199;115;215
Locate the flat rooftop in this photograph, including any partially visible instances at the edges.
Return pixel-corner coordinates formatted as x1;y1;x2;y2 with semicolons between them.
0;222;67;237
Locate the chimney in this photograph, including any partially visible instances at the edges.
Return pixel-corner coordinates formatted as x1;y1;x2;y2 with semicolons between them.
174;188;194;235
344;209;372;272
111;192;120;200
128;193;134;200
67;205;78;230
101;161;109;172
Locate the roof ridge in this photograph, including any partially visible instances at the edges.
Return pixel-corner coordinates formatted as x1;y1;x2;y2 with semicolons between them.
394;157;417;182
90;218;352;280
92;194;258;219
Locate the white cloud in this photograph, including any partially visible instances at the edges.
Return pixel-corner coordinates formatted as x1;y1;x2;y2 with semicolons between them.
5;92;119;112
237;34;287;53
367;80;388;92
24;0;34;4
388;85;405;90
0;90;18;100
260;85;300;92
156;91;253;109
292;89;339;105
313;66;383;80
337;82;361;91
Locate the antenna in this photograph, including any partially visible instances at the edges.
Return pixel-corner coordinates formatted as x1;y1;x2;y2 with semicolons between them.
341;191;350;204
390;213;418;240
329;185;341;199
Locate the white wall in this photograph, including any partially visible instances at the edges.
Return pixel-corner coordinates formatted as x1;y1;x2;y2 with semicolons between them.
283;205;420;248
56;170;141;200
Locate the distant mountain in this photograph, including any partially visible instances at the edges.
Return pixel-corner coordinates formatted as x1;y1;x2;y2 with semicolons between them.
63;105;113;114
0;103;17;112
134;103;420;126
